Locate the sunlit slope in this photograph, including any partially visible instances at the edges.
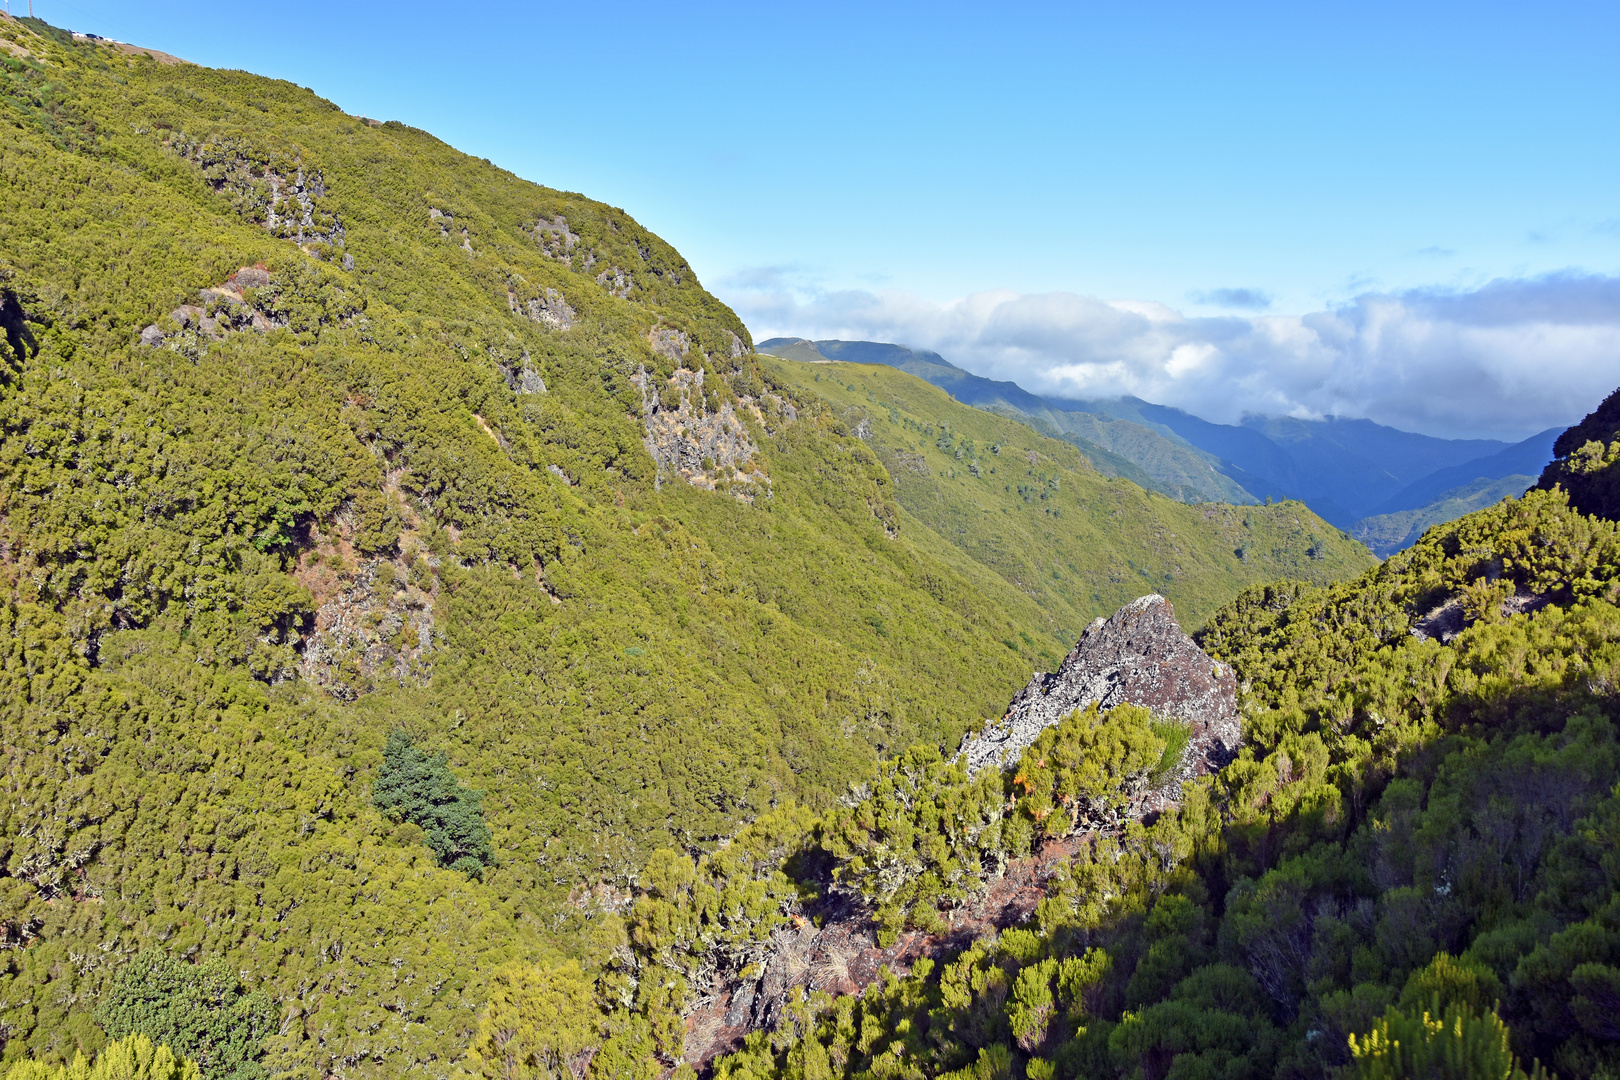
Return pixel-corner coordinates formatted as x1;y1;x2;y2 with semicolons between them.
0;17;1074;1070
762;354;1377;636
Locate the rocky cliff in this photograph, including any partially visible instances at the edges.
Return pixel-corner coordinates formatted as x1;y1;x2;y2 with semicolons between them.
959;593;1240;782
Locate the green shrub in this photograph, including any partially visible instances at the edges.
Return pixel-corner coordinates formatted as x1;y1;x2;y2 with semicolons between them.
1350;998;1547;1080
371;729;494;875
94;954;273;1080
3;1035;199;1080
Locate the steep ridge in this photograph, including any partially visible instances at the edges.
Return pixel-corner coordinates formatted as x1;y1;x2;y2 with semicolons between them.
680;485;1620;1080
679;594;1242;1068
1364;426;1558;519
759;353;1375;638
761;339;1551;536
0;17;1379;1074
1538;385;1620;519
960;594;1239;781
760;338;1249;503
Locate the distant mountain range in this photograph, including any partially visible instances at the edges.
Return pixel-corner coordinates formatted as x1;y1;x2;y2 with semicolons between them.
757;338;1560;554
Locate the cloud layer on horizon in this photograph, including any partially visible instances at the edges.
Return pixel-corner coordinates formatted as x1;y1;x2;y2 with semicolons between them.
721;271;1620;442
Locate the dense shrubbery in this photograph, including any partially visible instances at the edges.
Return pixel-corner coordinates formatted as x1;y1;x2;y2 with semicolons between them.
511;488;1620;1080
762;356;1375;637
4;1036;199;1080
1539;386;1620;521
0;15;1383;1076
0;16;1078;1071
27;12;1620;1080
94;954;274;1080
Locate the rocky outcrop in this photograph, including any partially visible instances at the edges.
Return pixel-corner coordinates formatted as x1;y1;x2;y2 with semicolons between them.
268;166;343;247
508;285;574;331
597;266;633;299
296;556;437;700
531;214;581;257
678;595;1243;1069
1410;586;1549;644
959;594;1240;780
140;265;282;347
632;326;771;502
168;134;345;253
515;353;548;395
632;364;767;502
292;506;441;701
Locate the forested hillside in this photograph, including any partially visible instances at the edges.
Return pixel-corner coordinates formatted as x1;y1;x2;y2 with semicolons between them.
759;355;1371;638
0;15;1374;1076
542;487;1620;1080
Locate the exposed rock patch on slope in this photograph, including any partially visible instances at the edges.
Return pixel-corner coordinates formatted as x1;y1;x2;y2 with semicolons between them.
631;327;775;502
959;593;1240;778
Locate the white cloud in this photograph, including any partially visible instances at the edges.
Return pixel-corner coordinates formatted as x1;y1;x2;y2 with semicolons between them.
724;270;1620;441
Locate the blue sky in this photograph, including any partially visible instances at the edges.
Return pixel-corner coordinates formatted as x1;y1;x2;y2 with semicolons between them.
29;0;1620;438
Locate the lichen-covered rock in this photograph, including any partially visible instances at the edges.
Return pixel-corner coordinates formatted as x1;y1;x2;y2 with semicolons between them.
648;326;688;362
597;266;633;299
519;287;574;331
959;593;1240;777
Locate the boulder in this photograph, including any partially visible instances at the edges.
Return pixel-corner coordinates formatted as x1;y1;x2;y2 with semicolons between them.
958;593;1240;777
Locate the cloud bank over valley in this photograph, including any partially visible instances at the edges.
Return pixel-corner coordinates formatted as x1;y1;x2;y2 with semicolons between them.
723;271;1620;442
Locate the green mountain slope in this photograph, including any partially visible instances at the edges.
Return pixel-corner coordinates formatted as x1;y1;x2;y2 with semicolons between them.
0;16;1374;1075
760;354;1375;637
1352;473;1536;556
762;338;1253;504
563;486;1620;1080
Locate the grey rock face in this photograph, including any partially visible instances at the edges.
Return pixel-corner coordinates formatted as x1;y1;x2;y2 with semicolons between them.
519;287;574;331
1410;586;1548;644
631;364;769;503
958;593;1240;777
517;362;547;395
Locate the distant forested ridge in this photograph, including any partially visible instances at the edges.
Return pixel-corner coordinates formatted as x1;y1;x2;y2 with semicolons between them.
0;14;1371;1076
759;338;1561;551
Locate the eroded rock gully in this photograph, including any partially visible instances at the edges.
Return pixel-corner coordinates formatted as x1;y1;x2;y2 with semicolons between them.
680;594;1240;1070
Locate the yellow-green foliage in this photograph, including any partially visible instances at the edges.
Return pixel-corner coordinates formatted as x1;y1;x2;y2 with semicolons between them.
760;353;1377;639
462;962;599;1080
3;1036;198;1080
1011;704;1165;839
0;15;1225;1073
818;745;1009;943
0;14;1564;1080
1537;386;1620;521
694;489;1620;1080
1350;999;1546;1080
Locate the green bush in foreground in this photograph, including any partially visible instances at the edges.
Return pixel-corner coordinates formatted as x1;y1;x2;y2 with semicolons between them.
94;953;274;1080
617;490;1620;1080
1350;999;1548;1080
